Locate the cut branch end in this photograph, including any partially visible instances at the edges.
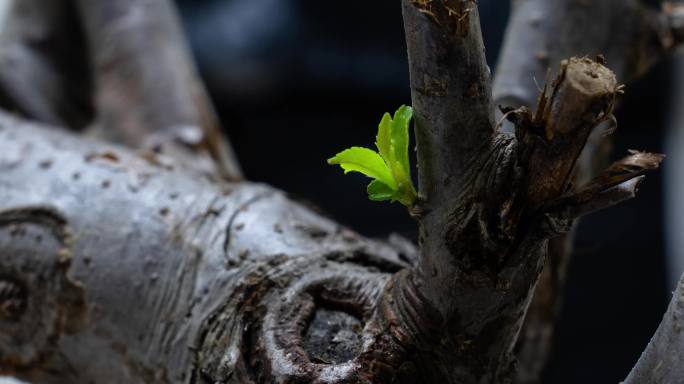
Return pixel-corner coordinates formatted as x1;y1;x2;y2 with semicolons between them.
511;57;620;209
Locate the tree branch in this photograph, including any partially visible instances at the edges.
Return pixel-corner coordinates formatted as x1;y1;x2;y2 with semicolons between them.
0;0;94;129
0;70;661;383
0;2;668;383
395;1;661;378
76;0;242;181
624;272;684;384
402;0;495;206
493;2;680;381
494;0;684;113
510;58;618;209
0;112;408;383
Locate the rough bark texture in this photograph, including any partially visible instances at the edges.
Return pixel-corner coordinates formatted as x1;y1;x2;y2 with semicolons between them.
392;1;659;382
492;1;684;381
0;72;658;383
0;113;414;383
0;1;673;383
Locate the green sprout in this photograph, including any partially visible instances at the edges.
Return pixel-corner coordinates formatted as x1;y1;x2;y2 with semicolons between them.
328;105;417;207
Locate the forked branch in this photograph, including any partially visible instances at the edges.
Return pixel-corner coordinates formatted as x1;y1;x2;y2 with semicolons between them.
0;1;670;383
397;1;662;380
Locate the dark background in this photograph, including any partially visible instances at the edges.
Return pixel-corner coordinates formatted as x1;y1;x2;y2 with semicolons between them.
175;1;670;382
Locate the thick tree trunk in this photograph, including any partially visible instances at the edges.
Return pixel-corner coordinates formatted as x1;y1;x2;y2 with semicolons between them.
0;113;413;383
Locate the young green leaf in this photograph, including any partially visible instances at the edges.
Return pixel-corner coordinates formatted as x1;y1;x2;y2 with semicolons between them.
328;106;417;207
376;112;393;166
391;105;413;178
367;180;394;201
327;147;396;189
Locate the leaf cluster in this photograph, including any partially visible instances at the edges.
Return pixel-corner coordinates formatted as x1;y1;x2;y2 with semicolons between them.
328;105;417;207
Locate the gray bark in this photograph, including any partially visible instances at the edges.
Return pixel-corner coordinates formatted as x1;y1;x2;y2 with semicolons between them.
0;112;411;383
393;1;659;381
0;0;674;383
494;0;684;112
0;0;93;129
75;0;242;181
624;272;684;384
665;39;684;292
0;0;242;181
0;71;658;382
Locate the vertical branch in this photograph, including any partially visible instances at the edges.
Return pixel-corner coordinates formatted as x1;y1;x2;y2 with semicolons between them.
402;0;496;314
76;0;242;180
402;0;495;205
395;4;661;378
